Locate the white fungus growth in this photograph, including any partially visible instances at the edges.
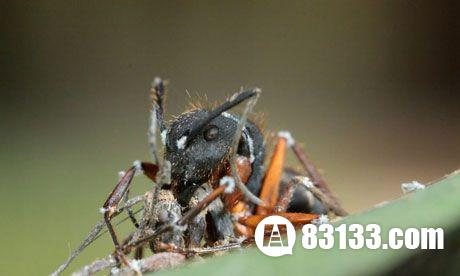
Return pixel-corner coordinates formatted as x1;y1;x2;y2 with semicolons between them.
236;236;247;244
133;160;142;171
153;76;162;86
99;206;115;214
312;214;330;225
110;267;121;275
118;171;125;179
229;92;238;101
401;181;425;194
172;223;188;232
298;176;315;189
220;176;236;194
176;136;187;150
278;131;295;147
231;211;246;221
161;130;168;145
130;259;142;272
133;160;143;176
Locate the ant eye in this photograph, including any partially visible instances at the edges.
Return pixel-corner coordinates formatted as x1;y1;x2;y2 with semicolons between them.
204;125;219;141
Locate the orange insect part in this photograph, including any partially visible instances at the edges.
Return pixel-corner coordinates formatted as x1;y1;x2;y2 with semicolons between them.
256;137;287;215
239;212;319;230
142;163;159;182
223;156;252;209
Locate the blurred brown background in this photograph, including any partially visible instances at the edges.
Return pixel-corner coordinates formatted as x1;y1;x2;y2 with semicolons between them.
1;1;459;275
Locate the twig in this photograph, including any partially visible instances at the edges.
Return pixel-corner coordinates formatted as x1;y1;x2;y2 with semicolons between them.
71;255;117;276
229;88;265;206
73;241;242;276
74;240;242;275
72;252;185;276
190;242;243;254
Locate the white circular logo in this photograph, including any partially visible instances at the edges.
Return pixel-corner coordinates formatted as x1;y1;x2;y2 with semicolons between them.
254;215;296;257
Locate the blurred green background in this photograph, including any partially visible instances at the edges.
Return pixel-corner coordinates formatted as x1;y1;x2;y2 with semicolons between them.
1;1;459;275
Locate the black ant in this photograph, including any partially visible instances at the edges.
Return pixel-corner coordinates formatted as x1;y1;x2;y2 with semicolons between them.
53;77;347;275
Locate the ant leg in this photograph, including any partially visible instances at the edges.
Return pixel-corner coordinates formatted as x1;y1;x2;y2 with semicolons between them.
187;185;210;248
124;183;233;251
215;88;264;206
151;190;184;251
222;156;255;238
291;176;348;216
272;169;327;214
101;161;159;264
134;247;144;260
241;176;326;235
256;134;289;215
150;77;167;132
207;190;235;244
149;77;168;163
280;131;348;216
238;134;320;235
124;188;140;228
274;180;296;213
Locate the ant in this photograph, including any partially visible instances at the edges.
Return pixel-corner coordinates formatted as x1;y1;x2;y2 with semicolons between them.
53;77;347;275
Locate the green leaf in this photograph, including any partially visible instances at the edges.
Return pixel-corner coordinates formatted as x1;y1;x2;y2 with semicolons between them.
158;171;460;276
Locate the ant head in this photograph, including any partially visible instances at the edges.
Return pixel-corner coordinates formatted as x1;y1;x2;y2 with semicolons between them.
162;89;260;200
165;109;238;185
